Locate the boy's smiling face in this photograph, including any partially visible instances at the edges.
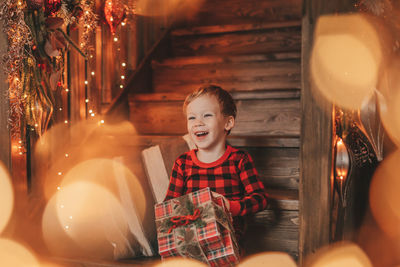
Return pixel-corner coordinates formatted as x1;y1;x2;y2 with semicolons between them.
186;94;234;152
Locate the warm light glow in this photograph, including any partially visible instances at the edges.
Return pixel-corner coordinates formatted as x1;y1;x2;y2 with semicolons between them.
121;75;125;79
84;81;88;85
85;99;89;103
0;238;39;266
378;58;400;147
307;242;372;267
88;109;93;114
91;71;95;76
65;154;69;158
121;62;126;67
42;181;130;260
0;163;13;234
65;89;69;92
335;137;349;179
113;37;118;42
239;252;297;267
64;120;68;124
370;150;400;238
311;14;383;110
91;113;95;117
153;258;207;267
120;85;124;88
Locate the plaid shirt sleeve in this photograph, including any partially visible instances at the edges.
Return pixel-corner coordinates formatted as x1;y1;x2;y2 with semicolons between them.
236;152;268;216
164;157;185;201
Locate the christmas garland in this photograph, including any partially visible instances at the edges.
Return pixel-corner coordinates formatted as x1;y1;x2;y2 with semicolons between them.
0;0;97;141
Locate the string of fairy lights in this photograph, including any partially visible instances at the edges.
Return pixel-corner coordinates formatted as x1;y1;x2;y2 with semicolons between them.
53;0;133;190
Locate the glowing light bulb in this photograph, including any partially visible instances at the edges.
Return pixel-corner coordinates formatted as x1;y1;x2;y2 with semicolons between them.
121;62;126;67
120;85;124;88
85;99;89;103
121;22;126;26
84;81;88;85
91;113;95;117
100;120;105;124
65;154;69;158
113;37;118;42
64;120;68;124
59;108;62;111
91;71;95;76
58;172;62;176
65;89;69;92
121;75;125;80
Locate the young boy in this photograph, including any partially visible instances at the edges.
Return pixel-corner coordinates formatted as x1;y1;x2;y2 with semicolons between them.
164;84;268;248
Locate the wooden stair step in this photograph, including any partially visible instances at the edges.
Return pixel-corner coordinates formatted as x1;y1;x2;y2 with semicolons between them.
172;20;301;36
246;189;299;257
245;209;299;257
249;146;299;190
171;24;301;56
152;52;301;67
128;94;301;136
101;134;300;149
180;0;302;27
152;59;301;92
265;188;299;211
129;90;300;103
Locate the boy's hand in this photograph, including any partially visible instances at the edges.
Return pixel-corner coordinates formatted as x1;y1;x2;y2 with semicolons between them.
212;192;230;210
212;192;241;216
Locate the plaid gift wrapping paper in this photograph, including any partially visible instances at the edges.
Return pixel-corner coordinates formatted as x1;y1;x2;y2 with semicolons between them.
155;188;238;265
207;228;239;267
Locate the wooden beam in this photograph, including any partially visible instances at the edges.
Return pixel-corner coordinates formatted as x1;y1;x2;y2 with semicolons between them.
299;0;356;265
0;21;10;170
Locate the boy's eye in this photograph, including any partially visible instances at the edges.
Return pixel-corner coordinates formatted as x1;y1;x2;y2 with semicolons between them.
204;114;212;117
188;116;195;120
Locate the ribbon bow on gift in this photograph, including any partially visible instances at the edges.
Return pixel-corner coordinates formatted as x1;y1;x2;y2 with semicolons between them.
168;208;201;233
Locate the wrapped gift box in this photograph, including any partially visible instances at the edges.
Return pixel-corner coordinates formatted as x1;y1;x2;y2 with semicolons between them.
207;228;239;267
155;188;239;265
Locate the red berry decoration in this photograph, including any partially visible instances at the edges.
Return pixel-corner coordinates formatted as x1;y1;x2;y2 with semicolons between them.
44;0;62;16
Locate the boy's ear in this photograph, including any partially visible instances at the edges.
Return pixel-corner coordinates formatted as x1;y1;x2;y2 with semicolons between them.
224;116;235;132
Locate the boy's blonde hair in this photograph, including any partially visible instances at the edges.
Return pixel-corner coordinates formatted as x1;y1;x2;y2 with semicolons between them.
183;85;237;118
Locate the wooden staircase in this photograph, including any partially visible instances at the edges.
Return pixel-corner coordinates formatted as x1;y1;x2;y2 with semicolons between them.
125;0;302;260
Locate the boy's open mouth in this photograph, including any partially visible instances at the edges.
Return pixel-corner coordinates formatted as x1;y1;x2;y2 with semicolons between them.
195;131;208;137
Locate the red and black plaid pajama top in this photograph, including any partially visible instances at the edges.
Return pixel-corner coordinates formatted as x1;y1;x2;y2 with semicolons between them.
164;145;268;241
